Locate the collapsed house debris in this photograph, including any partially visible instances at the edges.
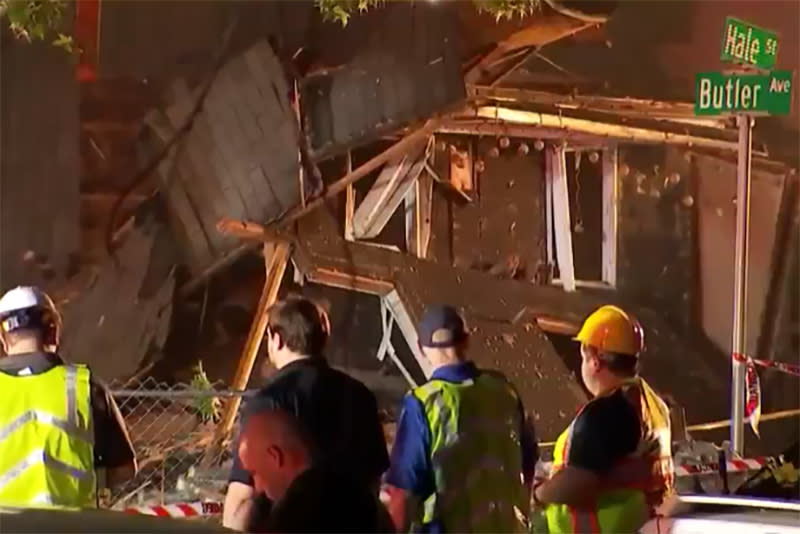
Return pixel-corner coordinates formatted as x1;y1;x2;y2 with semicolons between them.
60;206;178;382
4;0;797;510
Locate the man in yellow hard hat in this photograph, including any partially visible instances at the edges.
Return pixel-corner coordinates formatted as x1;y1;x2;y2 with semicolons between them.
531;305;674;533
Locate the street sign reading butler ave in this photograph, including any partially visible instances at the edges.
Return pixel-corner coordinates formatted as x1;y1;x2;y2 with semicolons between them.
695;17;791;117
721;17;779;70
695;71;792;116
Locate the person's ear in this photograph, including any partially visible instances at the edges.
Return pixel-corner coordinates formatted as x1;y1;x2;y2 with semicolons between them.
267;445;284;468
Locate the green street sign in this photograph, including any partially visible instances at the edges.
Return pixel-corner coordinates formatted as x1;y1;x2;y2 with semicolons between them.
721;17;779;70
695;71;793;116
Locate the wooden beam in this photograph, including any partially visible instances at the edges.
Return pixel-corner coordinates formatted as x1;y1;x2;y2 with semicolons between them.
344;151;355;241
406;172;433;259
601;148;618;287
304;267;394;296
460;106;752;154
189;121;439;298
210;241;291;451
352;139;427;239
547;145;576;292
283;119;439;228
467;85;729;128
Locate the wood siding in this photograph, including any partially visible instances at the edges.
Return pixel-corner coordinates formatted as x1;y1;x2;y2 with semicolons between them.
144;39;300;274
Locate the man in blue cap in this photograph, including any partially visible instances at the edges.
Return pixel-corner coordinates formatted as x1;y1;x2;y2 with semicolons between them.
384;305;538;533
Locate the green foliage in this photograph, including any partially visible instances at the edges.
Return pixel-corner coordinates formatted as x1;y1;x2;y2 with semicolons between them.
2;0;545;51
1;0;75;51
316;0;544;26
189;361;221;423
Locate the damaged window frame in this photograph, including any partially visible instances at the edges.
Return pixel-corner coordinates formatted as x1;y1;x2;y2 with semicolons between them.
545;143;618;291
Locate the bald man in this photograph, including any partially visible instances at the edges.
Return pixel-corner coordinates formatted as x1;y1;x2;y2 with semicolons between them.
238;410;312;501
237;410;395;533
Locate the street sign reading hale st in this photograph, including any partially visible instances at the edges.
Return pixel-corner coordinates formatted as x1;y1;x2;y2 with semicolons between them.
695;71;792;116
721;17;779;70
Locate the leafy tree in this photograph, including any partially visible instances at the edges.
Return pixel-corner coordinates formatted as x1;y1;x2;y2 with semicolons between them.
1;0;544;51
316;0;544;25
0;0;74;51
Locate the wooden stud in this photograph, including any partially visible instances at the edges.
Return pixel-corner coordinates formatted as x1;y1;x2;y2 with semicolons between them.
601;148;619;287
344;151;355;241
548;144;576;292
352;141;425;239
210;241;291;451
406;171;433;259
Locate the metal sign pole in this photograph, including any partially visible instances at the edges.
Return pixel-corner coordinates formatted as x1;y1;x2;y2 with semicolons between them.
730;114;754;456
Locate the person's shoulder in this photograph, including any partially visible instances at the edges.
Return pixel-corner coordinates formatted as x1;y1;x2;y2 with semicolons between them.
578;388;637;426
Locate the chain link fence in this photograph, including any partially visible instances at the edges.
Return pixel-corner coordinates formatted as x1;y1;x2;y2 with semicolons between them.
106;376;254;511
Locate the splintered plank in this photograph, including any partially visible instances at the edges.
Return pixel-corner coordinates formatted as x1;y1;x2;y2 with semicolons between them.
352;139;427;239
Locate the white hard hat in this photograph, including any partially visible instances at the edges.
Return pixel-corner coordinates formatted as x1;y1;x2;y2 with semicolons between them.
0;286;57;318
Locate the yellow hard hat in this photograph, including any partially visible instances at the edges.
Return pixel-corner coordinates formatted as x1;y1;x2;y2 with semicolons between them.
574;305;644;356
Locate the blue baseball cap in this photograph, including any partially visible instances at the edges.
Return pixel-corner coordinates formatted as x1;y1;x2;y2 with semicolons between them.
418;305;467;348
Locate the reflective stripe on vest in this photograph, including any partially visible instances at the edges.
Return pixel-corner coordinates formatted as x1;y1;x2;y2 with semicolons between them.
412;374;528;533
545;377;671;534
0;363;96;507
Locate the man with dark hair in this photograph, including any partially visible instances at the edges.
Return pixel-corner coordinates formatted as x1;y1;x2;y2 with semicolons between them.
223;296;388;531
384;305;537;533
532;305;674;533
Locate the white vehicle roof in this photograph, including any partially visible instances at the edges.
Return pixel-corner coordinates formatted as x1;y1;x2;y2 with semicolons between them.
640;494;800;534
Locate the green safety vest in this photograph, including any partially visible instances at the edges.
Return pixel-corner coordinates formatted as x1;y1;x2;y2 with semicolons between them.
412;372;529;533
544;378;673;534
0;363;96;507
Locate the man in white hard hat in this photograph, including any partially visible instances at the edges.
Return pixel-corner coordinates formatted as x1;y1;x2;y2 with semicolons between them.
0;286;137;508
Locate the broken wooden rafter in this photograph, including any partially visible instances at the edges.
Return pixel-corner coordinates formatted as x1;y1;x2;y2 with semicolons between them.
208;241;291;455
181;120;440;298
304;267;394;296
465;3;606;85
352;138;428;239
467;85;731;129
445;107;764;155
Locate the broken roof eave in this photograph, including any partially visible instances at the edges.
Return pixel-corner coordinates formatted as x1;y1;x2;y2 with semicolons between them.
441;105;765;156
467;84;732;129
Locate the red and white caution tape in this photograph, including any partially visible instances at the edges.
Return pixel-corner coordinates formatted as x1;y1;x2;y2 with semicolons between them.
538;457;767;478
733;352;799;438
673;457;767;476
124;501;222;518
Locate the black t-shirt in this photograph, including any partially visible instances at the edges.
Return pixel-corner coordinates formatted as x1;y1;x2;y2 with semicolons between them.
249;464;395;533
566;388;641;474
229;358;389;487
0;352;136;469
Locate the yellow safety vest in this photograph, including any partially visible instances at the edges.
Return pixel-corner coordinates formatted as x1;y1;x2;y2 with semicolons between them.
545;377;674;533
412;373;529;533
0;363;96;507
